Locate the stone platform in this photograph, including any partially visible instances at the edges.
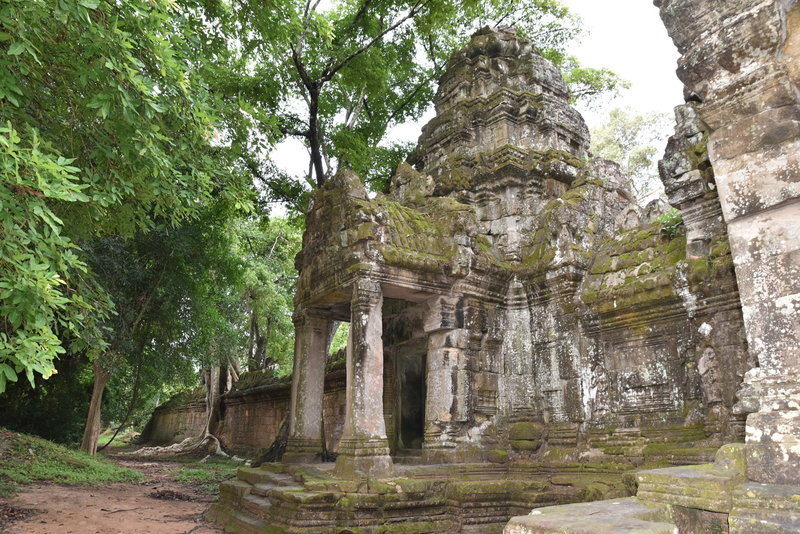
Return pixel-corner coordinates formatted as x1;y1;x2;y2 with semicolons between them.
504;499;677;534
208;460;638;533
503;445;800;533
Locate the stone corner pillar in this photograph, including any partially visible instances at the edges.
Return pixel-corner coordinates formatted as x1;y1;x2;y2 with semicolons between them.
284;309;332;464
654;0;800;488
420;295;465;463
334;278;394;478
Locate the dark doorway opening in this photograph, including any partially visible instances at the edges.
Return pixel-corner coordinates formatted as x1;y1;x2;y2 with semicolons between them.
397;352;426;450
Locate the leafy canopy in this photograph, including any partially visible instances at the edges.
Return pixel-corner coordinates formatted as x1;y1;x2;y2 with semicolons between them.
590;107;671;202
191;0;626;200
0;0;250;392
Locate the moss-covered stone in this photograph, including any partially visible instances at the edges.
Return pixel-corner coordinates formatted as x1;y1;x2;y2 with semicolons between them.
487;449;510;463
510;422;545;441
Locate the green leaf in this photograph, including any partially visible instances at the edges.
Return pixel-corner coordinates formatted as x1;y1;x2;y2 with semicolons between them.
7;42;25;56
0;363;17;382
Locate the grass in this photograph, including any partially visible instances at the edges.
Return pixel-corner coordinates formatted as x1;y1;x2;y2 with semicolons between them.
168;461;237;494
0;427;144;497
96;429;139;449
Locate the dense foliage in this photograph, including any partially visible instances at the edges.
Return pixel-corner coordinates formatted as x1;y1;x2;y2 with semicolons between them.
190;0;626;195
0;0;250;392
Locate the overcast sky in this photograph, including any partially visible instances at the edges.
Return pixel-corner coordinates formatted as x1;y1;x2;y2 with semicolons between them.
561;0;684;126
271;0;685;181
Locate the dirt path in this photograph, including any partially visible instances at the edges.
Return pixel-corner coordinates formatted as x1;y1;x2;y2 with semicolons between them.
0;457;224;534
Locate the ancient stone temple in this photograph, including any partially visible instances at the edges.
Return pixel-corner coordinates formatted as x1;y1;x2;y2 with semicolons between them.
205;25;775;533
282;26;748;472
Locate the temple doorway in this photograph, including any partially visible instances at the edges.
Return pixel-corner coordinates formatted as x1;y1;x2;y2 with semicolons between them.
395;352;426;450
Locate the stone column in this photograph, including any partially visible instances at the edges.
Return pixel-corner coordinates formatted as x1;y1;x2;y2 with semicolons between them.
657;0;800;486
421;296;468;462
284;309;332;463
334;278;393;478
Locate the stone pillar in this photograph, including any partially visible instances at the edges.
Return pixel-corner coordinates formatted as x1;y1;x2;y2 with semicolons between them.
335;278;393;478
731;210;800;485
657;0;800;486
284;309;332;463
421;296;469;462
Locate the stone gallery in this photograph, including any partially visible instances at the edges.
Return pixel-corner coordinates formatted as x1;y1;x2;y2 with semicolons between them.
170;1;799;532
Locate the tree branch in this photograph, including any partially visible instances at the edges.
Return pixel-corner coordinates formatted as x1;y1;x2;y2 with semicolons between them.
280;127;310;137
321;0;432;83
291;0;323;91
334;0;374;47
345;87;367;129
386;68;441;124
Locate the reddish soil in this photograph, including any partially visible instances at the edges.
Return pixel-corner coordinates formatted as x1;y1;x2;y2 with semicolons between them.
0;457;224;534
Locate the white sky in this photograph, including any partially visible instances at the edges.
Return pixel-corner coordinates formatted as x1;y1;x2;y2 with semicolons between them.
561;0;683;127
271;0;685;182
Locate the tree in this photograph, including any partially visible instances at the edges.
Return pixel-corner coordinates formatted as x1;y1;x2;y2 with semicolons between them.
188;0;626;198
0;0;250;394
590;107;671;202
235;217;303;375
80;204;249;453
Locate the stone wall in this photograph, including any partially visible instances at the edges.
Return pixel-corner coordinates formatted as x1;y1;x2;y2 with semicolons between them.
141;396;207;445
142;370;347;455
506;2;800;532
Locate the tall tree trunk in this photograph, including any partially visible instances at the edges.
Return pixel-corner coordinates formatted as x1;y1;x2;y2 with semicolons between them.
257;317;272;369
198;365;228;456
247;308;258;370
97;351;144;453
308;84;326;185
81;360;111;455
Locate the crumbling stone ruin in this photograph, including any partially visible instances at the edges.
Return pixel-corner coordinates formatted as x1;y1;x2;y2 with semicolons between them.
198;19;800;532
281;26;749;472
506;0;800;532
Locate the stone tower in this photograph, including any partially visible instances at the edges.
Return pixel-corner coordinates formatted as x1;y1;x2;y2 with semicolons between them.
411;27;590;261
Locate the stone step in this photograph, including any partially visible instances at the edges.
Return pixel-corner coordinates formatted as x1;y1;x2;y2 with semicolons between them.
393;451;425;465
218;479;254;507
238;467;296;487
633;443;747;514
241;494;274;521
636;464;744;513
504;498;677;534
729;482;800;533
228;510;273;534
207;503;274;534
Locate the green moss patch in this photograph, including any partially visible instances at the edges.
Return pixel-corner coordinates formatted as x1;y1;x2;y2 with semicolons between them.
169;461;238;495
487;449;509;463
0;427;143;497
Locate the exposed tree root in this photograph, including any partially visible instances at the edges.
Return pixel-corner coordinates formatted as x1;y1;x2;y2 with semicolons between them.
129;433;229;457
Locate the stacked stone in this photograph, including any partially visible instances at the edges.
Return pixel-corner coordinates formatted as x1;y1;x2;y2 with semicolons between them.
659;0;800;489
412;26;588;192
409;26;591;265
